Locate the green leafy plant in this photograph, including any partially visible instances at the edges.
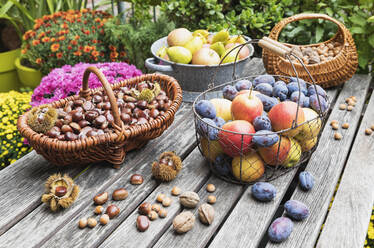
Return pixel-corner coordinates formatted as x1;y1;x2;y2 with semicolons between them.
104;15;175;71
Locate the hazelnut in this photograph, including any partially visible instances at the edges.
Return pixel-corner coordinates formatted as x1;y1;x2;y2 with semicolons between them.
365;128;373;135
339;104;346;110
351;96;357;102
342;123;349;129
130;174;144;185
332;123;339;130
94;205;104;215
345;98;351;103
87;217;97;228
171;186;181;196
138;202;152;215
106;204;120;219
371;124;374;131
55;186;67;197
347;100;356;106
148;211;158;221
206;184;216;193
347;106;354;111
151;204;161;213
100;214;110;225
93;192;108;205
207;195;216;204
334;132;342;140
156;193;166;203
158;208;167;218
162;197;172;207
78;218;87;229
112;188;128;201
330;120;339;126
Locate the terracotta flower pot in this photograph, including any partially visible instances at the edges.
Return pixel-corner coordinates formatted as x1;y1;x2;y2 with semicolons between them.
0;48;21;92
15;57;42;88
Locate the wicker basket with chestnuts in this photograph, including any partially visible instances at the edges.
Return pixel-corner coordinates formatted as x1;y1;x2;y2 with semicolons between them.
18;67;182;167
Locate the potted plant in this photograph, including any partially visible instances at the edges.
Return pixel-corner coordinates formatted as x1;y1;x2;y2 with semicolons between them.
19;9;126;88
0;12;22;92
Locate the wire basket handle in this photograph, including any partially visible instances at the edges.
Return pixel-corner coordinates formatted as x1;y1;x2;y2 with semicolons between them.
79;66;122;128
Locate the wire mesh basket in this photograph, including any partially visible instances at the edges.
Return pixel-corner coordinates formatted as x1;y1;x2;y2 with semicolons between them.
193;38;330;184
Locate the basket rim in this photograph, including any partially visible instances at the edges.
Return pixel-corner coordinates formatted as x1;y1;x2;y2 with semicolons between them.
192;74;329;137
18;73;182;150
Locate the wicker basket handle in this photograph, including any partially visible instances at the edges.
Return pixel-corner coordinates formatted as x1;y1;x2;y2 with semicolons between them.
80;66;122;127
270;13;346;41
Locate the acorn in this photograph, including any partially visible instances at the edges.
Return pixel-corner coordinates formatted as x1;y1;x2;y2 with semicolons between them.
27;105;58;134
41;173;79;211
151;151;182;182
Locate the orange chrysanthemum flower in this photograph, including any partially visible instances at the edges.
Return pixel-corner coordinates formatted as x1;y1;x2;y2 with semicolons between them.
51;38;56;42
35;58;42;64
110;51;118;59
74;35;80;40
120;51;126;57
109;45;116;51
95;18;101;23
73;50;82;56
21;49;27;54
50;43;60;52
60;23;68;29
67;45;72;50
42;37;50;43
70;40;78;46
83;46;92;53
56;53;63;59
32;40;40;46
33;23;41;30
91;50;99;57
58;36;65;41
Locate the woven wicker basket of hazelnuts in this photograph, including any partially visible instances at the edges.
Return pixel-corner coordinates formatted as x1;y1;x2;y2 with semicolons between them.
193;36;331;185
18;67;182;167
262;13;358;88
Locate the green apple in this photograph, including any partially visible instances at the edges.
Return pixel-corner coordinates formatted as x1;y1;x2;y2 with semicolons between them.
210;98;232;121
282;138;302;168
167;46;192;64
295;108;321;141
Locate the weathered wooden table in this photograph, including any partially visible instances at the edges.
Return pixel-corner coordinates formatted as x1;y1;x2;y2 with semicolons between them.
0;58;373;248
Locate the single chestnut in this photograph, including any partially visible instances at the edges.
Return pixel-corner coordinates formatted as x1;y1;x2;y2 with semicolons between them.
93;192;108;205
69;122;81;133
78;120;90;128
83;101;94;111
120;113;131;124
136;215;149;232
130;174;143;185
72;111;84;122
93;115;107;128
55;186;67;197
61;124;73;133
65;132;78;141
85;111;99;123
106;204;120;219
103;102;111;110
55;119;64;128
137;117;148;125
93;95;103;103
136;100;148;110
138;202;152;215
74;99;83;107
63;114;73;124
112;188;128;201
150;109;159;118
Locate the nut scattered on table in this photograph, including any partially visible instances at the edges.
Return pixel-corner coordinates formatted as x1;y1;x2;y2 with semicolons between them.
138;202;152;215
347;106;353;111
207;195;216;204
78;218;87;229
136;215;150;232
370;124;374;131
130;174;144;185
148;210;158;221
198;203;215;225
87;217;97;228
331;123;339;130
162;197;172;207
180;191;200;208
156;193;166;203
112;188;128;201
365;128;373;135
93;192;108;205
158;208;167;218
347;100;356;106
342;123;349;129
334;132;342;140
94;205;104;215
339;104;346;110
100;214;110;225
106;204;120;219
330;120;338;126
151;204;161;213
171;186;181;196
173;211;195;234
206;184;216;193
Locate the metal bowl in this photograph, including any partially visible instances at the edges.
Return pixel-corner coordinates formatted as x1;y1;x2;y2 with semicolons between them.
145;35;254;101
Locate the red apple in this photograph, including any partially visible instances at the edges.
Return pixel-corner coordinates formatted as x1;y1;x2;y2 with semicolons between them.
218;120;255;157
192;48;220;65
258;136;291;166
225;43;250;59
268;102;305;137
231;92;263;124
236;90;261;97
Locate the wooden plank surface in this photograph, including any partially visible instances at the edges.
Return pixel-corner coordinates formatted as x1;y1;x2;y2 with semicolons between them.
265;74;372;247
208;88;339;248
316;81;374;248
0;105;194;248
98;148;210;248
0;151;84;236
153;175;244;248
